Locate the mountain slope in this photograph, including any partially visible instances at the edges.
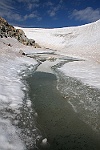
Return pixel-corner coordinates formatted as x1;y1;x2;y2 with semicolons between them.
16;19;100;61
15;20;100;89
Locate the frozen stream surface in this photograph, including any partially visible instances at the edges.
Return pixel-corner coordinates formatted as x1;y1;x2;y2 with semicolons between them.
0;48;100;150
24;60;100;150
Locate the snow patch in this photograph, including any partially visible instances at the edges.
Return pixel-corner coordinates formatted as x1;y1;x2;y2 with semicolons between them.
59;60;100;89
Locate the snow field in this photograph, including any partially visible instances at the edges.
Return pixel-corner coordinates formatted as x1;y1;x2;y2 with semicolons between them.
16;19;100;89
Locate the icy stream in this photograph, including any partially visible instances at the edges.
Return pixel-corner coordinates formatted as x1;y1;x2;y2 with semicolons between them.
1;54;100;150
25;59;100;150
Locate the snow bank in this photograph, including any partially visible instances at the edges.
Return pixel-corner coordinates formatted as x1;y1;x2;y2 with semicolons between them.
0;118;24;150
0;37;38;150
59;60;100;89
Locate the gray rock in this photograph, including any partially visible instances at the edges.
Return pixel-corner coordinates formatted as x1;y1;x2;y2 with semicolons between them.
0;17;41;48
19;50;26;56
0;34;3;38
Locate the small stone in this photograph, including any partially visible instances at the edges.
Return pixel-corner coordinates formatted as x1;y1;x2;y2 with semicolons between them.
42;138;47;144
0;34;3;38
19;50;26;56
8;43;12;47
34;112;38;117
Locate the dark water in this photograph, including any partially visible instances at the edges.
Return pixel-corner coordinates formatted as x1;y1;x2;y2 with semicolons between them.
26;71;100;150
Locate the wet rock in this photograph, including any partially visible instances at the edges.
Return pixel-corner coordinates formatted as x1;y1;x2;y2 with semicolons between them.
34;112;38;118
36;136;50;149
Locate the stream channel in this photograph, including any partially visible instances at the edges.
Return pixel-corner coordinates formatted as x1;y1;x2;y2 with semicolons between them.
21;56;100;150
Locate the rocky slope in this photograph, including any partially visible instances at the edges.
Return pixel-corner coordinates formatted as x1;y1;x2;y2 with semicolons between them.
0;17;40;47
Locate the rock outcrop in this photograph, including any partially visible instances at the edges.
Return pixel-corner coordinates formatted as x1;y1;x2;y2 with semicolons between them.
0;17;39;47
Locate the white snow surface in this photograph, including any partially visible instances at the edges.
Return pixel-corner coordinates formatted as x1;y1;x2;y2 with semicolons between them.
0;37;39;150
16;19;100;89
59;60;100;89
16;19;100;61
